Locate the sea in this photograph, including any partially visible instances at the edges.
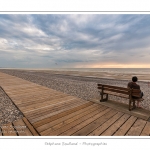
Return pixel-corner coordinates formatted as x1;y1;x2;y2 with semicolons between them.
49;68;150;74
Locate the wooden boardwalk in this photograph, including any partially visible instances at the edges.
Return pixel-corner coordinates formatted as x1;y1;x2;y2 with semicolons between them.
0;72;150;136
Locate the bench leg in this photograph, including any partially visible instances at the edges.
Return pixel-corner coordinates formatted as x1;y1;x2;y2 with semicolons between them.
129;99;132;111
129;99;136;111
106;94;108;101
100;94;108;102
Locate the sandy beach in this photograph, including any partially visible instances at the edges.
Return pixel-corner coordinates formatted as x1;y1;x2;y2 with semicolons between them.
0;69;150;125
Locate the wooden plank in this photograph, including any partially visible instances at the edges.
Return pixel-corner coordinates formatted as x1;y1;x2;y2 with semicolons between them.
103;88;129;95
5;86;49;94
37;103;99;133
28;100;89;123
101;113;130;136
8;88;55;97
19;96;74;111
113;116;137;136
126;119;147;136
15;92;66;106
1;123;17;136
25;102;87;122
103;91;129;98
33;102;93;128
71;109;118;136
13;119;33;136
88;111;124;136
8;89;57;99
20;95;78;112
40;104;105;135
41;106;109;135
22;117;39;136
98;84;128;91
25;98;87;119
56;107;112;136
140;122;150;136
13;92;66;105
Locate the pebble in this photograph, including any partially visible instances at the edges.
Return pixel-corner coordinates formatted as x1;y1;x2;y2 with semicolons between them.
0;87;23;126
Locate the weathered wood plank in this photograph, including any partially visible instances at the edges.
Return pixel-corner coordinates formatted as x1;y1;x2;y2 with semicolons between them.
101;114;131;136
140;122;150;136
13;92;66;105
40;104;105;135
22;117;39;136
41;106;109;136
13;119;32;136
113;116;137;136
126;119;147;136
37;103;99;133
25;98;87;119
72;109;118;136
56;107;112;136
88;111;124;136
28;101;90;124
33;102;93;128
20;96;79;112
15;93;67;106
1;123;17;136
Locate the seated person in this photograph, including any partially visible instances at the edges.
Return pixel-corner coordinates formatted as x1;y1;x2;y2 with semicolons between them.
127;76;143;108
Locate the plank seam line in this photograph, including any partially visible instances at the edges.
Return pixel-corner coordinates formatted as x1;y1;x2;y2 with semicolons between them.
112;114;131;136
22;117;40;136
87;110;119;136
85;109;117;135
99;112;125;136
111;113;131;136
23;97;84;113
124;118;138;136
59;107;111;136
139;120;148;136
147;117;150;122
12;122;19;136
38;103;100;132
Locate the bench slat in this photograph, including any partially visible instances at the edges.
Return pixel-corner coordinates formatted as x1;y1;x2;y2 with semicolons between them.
103;91;129;98
103;87;129;95
97;84;128;91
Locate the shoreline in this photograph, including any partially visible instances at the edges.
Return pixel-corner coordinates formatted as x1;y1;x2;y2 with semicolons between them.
1;68;150;81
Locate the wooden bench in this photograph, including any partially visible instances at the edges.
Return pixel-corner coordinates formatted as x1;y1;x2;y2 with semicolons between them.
97;84;144;111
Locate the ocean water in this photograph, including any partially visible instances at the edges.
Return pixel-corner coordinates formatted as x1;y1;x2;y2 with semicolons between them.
50;68;150;74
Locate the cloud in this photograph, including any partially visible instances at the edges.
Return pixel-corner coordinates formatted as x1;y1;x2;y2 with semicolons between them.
0;14;150;68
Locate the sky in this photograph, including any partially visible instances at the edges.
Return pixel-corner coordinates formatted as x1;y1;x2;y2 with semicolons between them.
0;14;150;69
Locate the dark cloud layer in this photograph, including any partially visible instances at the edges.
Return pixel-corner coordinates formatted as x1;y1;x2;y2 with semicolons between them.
0;14;150;68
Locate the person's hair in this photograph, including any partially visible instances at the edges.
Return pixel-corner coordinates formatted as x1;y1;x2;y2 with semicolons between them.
132;76;138;82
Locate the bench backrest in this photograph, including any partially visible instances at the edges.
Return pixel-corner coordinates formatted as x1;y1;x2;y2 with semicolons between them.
97;84;141;97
